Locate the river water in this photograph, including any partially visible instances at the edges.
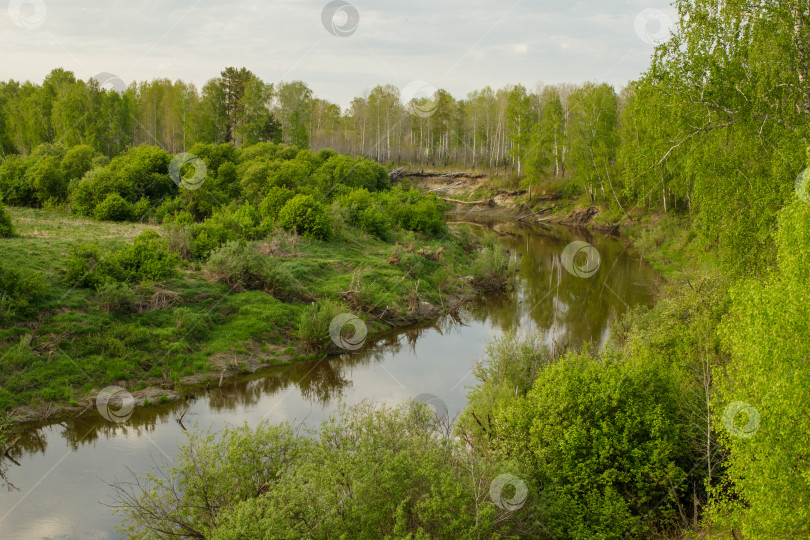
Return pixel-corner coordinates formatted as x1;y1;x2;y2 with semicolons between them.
0;220;658;539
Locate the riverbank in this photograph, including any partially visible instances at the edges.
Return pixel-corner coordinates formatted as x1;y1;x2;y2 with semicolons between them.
1;206;512;424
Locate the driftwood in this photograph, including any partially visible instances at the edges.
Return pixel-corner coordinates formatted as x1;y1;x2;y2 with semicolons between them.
388;169;486;181
517;205;558;222
438;196;495;207
428;181;466;193
388;167;407;181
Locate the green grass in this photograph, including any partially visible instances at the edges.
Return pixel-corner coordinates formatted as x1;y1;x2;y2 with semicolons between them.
0;207;490;415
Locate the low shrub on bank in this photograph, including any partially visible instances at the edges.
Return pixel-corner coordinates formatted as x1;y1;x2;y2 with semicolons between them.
63;230;179;288
0;197;14;237
298;298;349;352
0;264;45;320
204;241;291;296
112;402;526;539
278;194;332;240
470;238;513;291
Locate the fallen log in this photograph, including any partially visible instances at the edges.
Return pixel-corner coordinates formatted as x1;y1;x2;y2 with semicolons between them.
438;197;495;207
389;170;487;180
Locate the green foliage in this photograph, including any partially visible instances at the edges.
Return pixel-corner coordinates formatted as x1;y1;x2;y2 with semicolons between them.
71;145;173;217
61;144;98;181
297;298;347;352
458;333;552;443
494;349;691;538
63;242;115;289
114;403;522;539
708;200;810;538
114;230;180;282
94;192;133;221
382;187;446;237
258;186;294;223
0;264;45;320
336;188;391;239
204;241;291;296
97;278;136;313
277;194;332;240
64;231;178;288
469;238;513;291
0;197;13;237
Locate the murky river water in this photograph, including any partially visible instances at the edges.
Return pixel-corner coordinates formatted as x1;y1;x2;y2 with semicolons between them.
0;220;658;539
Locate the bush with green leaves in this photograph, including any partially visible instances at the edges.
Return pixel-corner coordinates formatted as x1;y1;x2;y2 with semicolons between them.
470;238;514;291
336;188;391;239
61;144;98;182
297;298;349;352
63;243;119;289
0;264;45;320
0;197;13;237
204;241;291;295
277;194;332;240
259;186;295;223
114;230;180;282
70;145;173;216
492;349;692;538
94;192;133;221
0;155;34;206
112;402;524;539
97;278;137;313
383;187;446;236
64;231;178;288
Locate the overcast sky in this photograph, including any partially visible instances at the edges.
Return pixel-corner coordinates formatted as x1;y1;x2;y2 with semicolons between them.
1;0;677;108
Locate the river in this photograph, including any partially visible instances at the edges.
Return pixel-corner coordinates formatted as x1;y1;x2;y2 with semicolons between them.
0;220;658;539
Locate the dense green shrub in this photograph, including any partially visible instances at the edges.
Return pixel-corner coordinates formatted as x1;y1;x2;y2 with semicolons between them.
210;202;266;241
70;145;173;216
113;403;522;539
383;188;446;236
277;194;332;240
0;155;34;206
25;155;67;204
298;298;348;352
493;350;691;538
0;197;13;237
336;188;391;239
115;230;179;282
64;231;178;288
259;186;295;223
97;278;136;313
0;264;45;320
61;144;98;181
94;193;133;221
63;243;120;288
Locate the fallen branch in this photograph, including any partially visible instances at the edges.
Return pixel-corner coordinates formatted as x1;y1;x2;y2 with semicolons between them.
438;197;495;207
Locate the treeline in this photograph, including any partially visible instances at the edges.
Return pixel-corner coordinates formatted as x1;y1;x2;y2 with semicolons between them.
0;66;567;172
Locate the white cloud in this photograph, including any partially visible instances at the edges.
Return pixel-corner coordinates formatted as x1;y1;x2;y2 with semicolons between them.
0;0;670;107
